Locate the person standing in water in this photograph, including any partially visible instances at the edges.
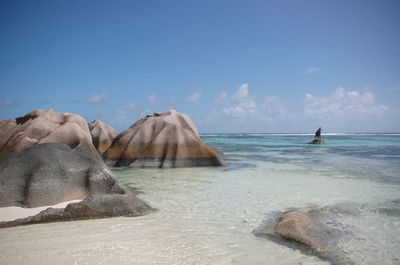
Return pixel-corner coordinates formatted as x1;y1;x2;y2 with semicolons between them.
314;127;322;140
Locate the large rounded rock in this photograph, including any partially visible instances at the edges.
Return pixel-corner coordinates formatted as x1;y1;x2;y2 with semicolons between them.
103;110;226;167
0;143;127;207
88;120;118;154
0;143;114;207
0;109;95;156
0;143;151;227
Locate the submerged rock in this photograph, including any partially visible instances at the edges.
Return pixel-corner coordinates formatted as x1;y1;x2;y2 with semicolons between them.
273;210;324;249
0;143;152;227
0;109;96;156
307;139;326;144
254;208;354;265
88;120;118;154
103;110;226;168
254;210;337;250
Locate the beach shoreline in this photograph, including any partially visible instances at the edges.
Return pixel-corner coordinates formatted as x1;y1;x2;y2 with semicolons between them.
0;200;82;222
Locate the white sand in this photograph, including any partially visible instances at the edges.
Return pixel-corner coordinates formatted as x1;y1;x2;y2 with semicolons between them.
0;200;82;222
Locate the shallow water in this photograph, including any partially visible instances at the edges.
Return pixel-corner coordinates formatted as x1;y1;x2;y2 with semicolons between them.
0;134;399;265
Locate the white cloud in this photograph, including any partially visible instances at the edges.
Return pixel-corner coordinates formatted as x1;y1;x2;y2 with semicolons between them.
147;94;158;104
201;85;400;133
0;99;15;106
87;93;107;103
234;83;249;100
214;91;229;103
300;87;400;132
299;87;400;132
203;88;297;132
116;103;143;125
304;67;320;74
222;83;258;118
303;87;388;117
188;92;202;103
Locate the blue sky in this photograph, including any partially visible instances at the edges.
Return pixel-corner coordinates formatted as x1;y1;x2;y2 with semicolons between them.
1;0;399;133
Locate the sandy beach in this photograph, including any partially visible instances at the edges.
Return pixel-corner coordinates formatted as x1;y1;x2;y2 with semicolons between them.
0;135;399;264
0;200;82;222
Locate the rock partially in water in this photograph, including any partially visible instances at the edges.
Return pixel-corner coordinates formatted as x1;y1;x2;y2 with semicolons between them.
0;143;152;228
273;210;325;249
88;120;118;154
254;208;354;265
103;110;226;168
307;139;326;144
0;186;151;228
0;109;96;156
376;199;400;216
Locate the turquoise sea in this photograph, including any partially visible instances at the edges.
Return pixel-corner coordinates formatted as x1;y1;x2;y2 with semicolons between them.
1;134;399;265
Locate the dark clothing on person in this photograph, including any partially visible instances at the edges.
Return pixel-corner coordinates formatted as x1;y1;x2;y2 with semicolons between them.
314;127;321;140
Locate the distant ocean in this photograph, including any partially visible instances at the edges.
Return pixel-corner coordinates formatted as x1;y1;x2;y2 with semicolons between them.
1;134;399;265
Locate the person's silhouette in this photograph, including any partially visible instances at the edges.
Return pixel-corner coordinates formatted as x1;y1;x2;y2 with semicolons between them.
314;127;322;140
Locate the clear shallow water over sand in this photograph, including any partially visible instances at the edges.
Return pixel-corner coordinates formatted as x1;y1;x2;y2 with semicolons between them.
0;134;399;265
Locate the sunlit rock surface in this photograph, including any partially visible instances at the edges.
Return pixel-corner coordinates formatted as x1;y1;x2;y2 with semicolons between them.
0;109;95;156
254;206;356;265
88;120;118;154
103;110;226;167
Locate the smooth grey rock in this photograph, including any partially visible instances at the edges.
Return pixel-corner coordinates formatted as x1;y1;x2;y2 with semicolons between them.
0;143;152;227
0;143;114;207
0;186;151;228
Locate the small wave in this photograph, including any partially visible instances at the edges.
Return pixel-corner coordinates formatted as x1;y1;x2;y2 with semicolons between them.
200;133;400;137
